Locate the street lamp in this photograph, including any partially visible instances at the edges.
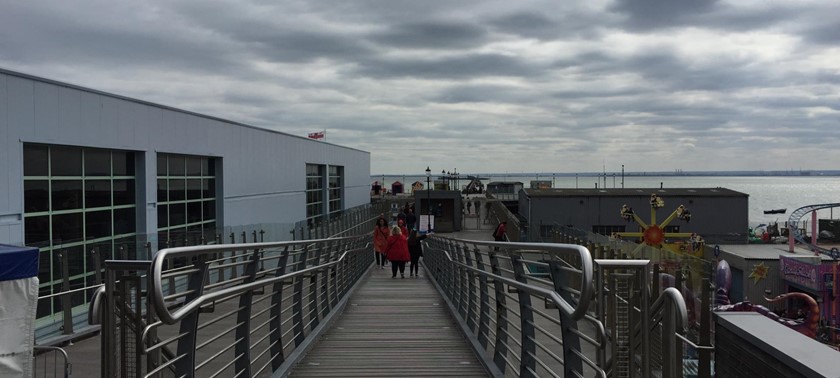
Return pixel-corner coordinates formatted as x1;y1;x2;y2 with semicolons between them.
425;166;432;233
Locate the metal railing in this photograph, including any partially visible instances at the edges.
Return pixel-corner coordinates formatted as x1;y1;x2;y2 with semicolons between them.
423;236;690;377
91;235;372;377
33;345;72;378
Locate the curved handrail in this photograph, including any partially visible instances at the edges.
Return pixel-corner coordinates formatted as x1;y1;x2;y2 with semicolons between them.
787;203;840;256
429;237;594;321
150;235;365;324
88;286;106;325
650;287;688;332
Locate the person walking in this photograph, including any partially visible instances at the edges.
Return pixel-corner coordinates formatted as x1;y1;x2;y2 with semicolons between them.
407;229;427;277
385;226;410;278
405;208;417;231
493;221;508;242
373;217;390;269
397;219;408;236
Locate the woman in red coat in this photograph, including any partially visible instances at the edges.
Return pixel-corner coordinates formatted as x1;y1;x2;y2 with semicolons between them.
372;217;389;269
384;226;410;278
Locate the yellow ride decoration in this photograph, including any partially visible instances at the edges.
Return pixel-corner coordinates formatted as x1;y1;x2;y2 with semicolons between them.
616;194;703;258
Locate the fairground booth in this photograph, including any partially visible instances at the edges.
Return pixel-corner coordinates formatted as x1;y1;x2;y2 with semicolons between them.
0;245;39;377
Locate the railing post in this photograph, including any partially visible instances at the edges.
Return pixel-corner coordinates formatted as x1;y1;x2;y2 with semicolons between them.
549;260;584;375
463;243;477;331
455;243;468;320
473;247;490;349
699;278;712;378
269;247;292;371
511;254;536;377
58;249;74;335
174;255;210;377
233;247;262;377
292;245;308;347
489;251;508;375
309;242;324;332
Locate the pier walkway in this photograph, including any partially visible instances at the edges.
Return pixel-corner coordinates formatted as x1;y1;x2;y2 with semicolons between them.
287;220;496;377
46;203;689;378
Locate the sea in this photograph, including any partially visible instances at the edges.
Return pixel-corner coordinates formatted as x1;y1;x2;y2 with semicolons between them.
371;174;840;227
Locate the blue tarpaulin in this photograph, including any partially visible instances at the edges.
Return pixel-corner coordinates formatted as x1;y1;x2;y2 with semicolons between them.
0;244;39;281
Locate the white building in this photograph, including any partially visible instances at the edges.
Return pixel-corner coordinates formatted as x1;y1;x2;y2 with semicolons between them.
0;68;370;321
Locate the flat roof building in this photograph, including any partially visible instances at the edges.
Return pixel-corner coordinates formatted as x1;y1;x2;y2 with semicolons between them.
0;68;370;330
519;187;749;244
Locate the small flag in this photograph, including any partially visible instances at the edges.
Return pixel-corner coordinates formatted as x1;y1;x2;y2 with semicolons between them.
308;131;325;140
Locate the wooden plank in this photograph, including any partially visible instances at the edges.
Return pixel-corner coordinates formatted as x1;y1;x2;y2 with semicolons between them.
289;267;488;377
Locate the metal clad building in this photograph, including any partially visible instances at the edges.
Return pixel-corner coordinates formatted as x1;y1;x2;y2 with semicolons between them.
519;188;749;244
0;69;370;323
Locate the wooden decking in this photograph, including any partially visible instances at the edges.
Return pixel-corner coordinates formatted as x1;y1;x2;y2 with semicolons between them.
289;265;488;377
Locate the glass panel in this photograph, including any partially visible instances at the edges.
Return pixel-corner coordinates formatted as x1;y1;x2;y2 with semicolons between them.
53;212;84;242
113;236;137;259
112;150;135;176
169;154;185;176
157;154;167;176
187;202;202;224
51;145;82;176
187;179;201;200
113;179;136;206
169;203;186;226
25;216;50;245
202;201;216;220
24;180;49;213
157;179;167;202
85;180;111;208
85;210;112;240
36;287;52;318
158;204;168;228
169;178;185;202
201;158;211;176
84;148;111;176
203;223;217;243
70;277;86;307
52;180;83;211
37;250;52;283
64;245;84;277
203;179;215;198
307;177;321;190
186;156;202;176
23;144;49;176
113;208;136;236
306;164;320;176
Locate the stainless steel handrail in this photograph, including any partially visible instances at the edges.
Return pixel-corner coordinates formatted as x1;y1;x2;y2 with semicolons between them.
150;236;360;324
432;237;594;321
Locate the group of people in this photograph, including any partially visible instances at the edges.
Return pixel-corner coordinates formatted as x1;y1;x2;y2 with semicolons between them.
373;213;426;278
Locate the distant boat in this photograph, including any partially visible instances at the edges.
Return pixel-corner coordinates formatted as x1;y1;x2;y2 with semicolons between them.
763;208;786;214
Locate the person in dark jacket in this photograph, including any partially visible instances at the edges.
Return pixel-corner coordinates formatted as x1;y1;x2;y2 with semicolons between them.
407;229;427;277
385;226;410;278
405;208;417;231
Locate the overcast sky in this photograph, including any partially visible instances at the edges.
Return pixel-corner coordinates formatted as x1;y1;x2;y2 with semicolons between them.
2;1;839;175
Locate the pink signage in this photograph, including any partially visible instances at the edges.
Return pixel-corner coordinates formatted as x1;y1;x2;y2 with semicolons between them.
779;256;831;291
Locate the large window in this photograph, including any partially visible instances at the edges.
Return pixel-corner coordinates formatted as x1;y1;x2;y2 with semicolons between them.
306;164;325;225
23;144;138;318
328;166;344;217
306;164;344;225
157;153;217;248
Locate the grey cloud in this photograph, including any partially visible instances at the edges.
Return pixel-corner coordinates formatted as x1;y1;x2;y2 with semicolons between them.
608;0;720;31
369;21;489;49
352;53;545;79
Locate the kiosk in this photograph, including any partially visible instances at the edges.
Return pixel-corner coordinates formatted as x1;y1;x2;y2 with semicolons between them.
0;244;39;377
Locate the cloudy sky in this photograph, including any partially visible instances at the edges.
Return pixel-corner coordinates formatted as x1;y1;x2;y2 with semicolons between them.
1;1;838;175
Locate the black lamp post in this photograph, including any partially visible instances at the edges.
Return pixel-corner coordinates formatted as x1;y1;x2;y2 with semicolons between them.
426;166;432;232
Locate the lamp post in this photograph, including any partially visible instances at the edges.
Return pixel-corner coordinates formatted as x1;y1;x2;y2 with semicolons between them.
425;166;432;233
